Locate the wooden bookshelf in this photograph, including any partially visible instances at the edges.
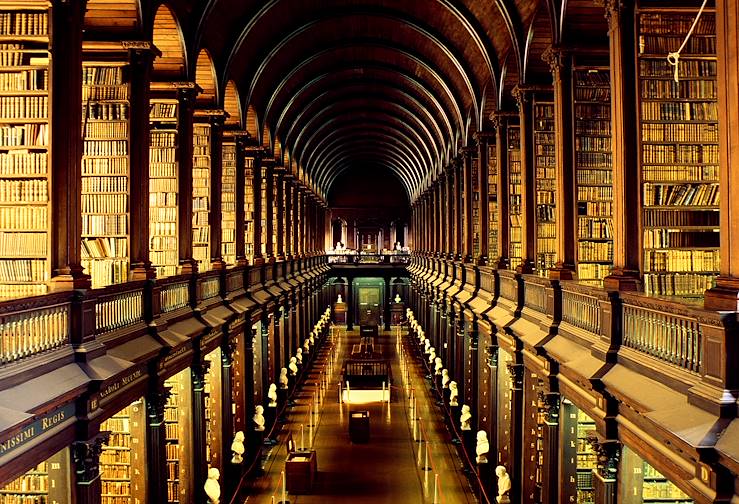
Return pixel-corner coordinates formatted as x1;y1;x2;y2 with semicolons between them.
164;369;193;504
637;10;719;297
99;400;147;504
487;142;498;263
271;169;278;256
561;401;597;504
0;4;50;299
573;67;614;286
508;126;522;269
192;123;211;271
81;61;130;288
620;446;693;503
0;448;69;504
204;347;223;472
260;166;267;257
221;142;236;266
149;97;179;278
533;99;556;275
522;371;545;502
244;156;254;262
471;151;480;259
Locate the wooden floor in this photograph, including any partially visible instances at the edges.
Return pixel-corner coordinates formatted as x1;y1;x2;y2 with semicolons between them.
241;328;478;503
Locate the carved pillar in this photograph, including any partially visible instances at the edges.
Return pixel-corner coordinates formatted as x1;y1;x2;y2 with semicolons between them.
462;146;475;262
49;0;87;289
292;182;300;257
705;0;739;309
191;361;208;494
542;47;576;280
436;175;445;256
602;0;641;290
512;86;535;274
541;392;560;504
72;433;109;504
454;158;464;260
145;387;170;504
586;435;620;504
492;115;510;269
209;113;226;270
506;361;524;504
284;177;293;259
177;87;198;274
446;166;455;259
275;169;285;259
127;47;155;280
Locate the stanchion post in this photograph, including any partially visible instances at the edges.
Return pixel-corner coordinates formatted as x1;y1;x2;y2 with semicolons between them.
434;473;439;504
282;470;287;504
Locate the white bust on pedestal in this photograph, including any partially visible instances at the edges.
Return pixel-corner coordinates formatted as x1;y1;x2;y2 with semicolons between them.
231;431;245;464
267;383;278;407
279;367;289;388
441;369;450;388
423;339;431;354
336;294;343;304
303;339;310;353
495;466;512;503
449;381;459;406
296;347;303;364
204;467;220;504
476;430;490;463
434;357;443;375
460;405;472;431
253;405;265;432
288;357;298;376
428;348;436;364
394;293;401;304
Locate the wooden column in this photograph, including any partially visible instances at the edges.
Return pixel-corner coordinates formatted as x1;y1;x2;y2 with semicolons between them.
445;166;454;258
462;147;475;262
512;86;535;274
706;0;739;309
491;114;510;269
436;175;445;256
454;158;464;260
543;47;576;280
275;169;285;259
208;112;226;270
476;132;492;265
49;0;86;289
602;0;641;291
252;152;264;264
264;161;275;261
235;136;247;266
127;46;156;281
145;388;170;504
177;87;198;274
71;434;109;504
284;175;293;259
293;182;300;256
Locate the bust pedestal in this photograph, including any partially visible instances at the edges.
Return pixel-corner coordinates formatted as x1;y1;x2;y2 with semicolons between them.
333;302;347;324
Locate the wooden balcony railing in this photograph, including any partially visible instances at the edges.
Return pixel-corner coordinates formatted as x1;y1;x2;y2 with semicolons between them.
199;275;220;302
161;280;190;313
561;285;602;336
499;274;518;303
523;280;547;314
95;285;145;334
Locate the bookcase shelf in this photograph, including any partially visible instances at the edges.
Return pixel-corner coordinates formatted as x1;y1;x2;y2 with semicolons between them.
149;97;179;278
533;99;556;275
0;447;69;504
0;4;50;300
192;123;211;271
81;62;130;288
165;368;193;504
244;156;254;262
638;10;719;297
99;400;146;504
471;150;480;259
221;142;236;265
487;142;498;263
204;347;222;471
271;168;278;255
508;126;521;269
260;166;267;256
574;66;614;286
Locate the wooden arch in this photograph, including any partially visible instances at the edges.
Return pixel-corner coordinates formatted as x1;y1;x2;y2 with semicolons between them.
224;81;243;128
246;105;259;140
152;4;187;79
195;49;218;106
84;0;141;35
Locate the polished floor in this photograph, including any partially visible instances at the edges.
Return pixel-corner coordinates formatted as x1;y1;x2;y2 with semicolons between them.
242;328;478;503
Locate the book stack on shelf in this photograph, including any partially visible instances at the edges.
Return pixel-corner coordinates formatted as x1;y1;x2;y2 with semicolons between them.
204;348;222;471
487;142;498;262
533;100;556;275
574;67;614;285
638;11;719;297
575;410;596;504
164;370;192;504
471;152;480;258
149;98;179;277
508;127;522;268
244;157;254;262
192;123;211;270
271;170;278;254
641;463;692;503
260;166;267;256
81;63;130;288
99;401;146;504
221;142;236;265
0;462;48;504
0;5;50;300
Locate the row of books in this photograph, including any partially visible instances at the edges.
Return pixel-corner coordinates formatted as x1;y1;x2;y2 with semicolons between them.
576;152;612;168
0;258;45;282
643;183;719;207
578;242;613;262
575;136;611;151
639;35;715;55
151;102;177;119
0;231;45;256
151;250;177;267
149;178;177;192
0;206;45;229
81;237;127;259
641;79;716;100
0;12;48;36
150;163;177;177
0;178;46;201
0;96;46;119
149;206;177;222
640;13;715;35
578;186;613;201
643;272;715;297
577;263;610;281
639;59;715;78
81;258;128;287
0;151;46;174
642;482;690;500
100;450;130;464
642;144;718;164
642;122;718;142
644;208;718;227
644;249;719;272
0;69;46;91
0;282;45;299
578;218;613;239
84;121;127;140
574;88;609;102
192;227;210;242
83;102;128;122
193;210;209;225
81;175;127;193
643;165;719;182
0;467;46;493
0;44;43;67
0;123;47;146
641;101;717;122
576;169;612;187
81;214;127;235
150;131;176;147
644;229;719;248
82;157;128;175
83;140;127;157
82;66;123;86
81;194;127;214
82;86;128;101
150;236;176;249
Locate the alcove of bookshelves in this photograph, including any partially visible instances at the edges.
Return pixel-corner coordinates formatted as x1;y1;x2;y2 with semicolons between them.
192;121;211;271
533;98;556;275
508;126;522;269
244;156;255;262
487;142;498;263
99;399;147;503
221;141;236;266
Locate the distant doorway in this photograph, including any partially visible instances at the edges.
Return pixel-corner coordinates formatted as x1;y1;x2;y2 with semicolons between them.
358;286;380;326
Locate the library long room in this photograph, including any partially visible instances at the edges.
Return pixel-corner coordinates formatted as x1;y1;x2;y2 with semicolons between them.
1;0;739;503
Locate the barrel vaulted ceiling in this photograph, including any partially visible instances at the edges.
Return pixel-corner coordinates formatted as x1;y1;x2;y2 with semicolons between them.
84;0;609;202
